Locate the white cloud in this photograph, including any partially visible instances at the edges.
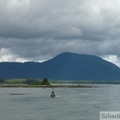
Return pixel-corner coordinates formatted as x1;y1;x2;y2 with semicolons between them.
0;48;28;62
102;55;120;67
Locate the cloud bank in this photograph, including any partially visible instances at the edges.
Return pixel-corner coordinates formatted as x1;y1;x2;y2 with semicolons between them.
0;0;120;66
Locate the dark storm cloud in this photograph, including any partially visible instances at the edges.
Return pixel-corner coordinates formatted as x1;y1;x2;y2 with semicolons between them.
0;0;120;66
0;0;106;39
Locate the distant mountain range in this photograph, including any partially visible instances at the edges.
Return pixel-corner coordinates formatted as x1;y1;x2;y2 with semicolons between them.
0;52;120;80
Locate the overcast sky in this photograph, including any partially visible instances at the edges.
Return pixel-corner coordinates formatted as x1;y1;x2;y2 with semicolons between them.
0;0;120;67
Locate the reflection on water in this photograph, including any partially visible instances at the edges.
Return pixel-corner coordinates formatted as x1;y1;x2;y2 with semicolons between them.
0;85;120;120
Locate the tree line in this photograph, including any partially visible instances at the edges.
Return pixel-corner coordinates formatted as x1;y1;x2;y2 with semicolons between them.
0;78;51;85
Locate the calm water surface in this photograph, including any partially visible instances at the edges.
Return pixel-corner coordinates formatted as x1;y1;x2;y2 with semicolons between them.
0;85;120;120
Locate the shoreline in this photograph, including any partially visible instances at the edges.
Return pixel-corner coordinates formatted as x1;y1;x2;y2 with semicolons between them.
0;84;97;88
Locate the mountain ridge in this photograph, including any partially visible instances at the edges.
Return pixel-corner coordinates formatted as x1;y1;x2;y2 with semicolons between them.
0;52;120;80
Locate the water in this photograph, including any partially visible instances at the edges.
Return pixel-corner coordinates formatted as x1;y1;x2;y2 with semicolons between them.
0;85;120;120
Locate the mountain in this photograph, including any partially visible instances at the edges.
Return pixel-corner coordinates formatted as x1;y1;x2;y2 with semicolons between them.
0;52;120;80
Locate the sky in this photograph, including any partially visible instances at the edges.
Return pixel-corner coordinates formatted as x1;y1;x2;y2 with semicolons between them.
0;0;120;67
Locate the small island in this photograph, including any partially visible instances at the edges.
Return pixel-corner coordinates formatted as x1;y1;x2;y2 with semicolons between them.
0;78;96;88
